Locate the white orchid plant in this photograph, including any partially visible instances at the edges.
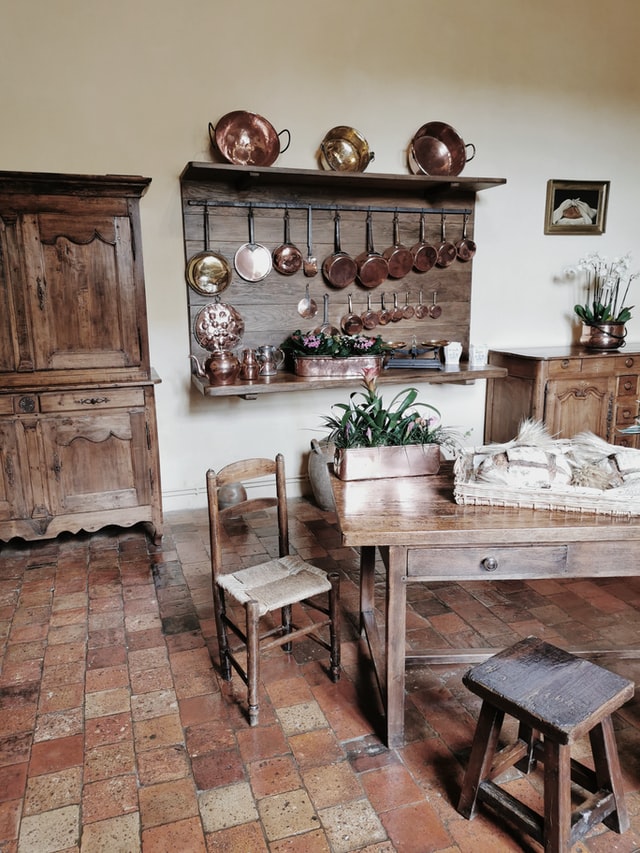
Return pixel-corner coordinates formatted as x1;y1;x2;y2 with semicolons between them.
569;252;639;326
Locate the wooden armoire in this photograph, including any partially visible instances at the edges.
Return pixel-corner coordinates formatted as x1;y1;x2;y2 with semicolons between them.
0;171;163;544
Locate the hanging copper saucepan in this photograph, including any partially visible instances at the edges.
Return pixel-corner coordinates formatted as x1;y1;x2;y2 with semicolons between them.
361;293;379;329
185;207;232;297
455;212;477;262
341;294;364;335
323;210;357;288
272;208;303;275
209;111;291;167
415;290;430;319
411;212;438;273
436;214;457;268
408;121;476;177
378;293;392;325
234;207;272;282
383;212;413;279
356;211;389;289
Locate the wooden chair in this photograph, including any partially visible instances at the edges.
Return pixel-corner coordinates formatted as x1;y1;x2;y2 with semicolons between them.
457;636;633;852
206;454;340;725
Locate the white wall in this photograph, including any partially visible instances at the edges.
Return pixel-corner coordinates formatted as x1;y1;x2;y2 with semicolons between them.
2;0;640;509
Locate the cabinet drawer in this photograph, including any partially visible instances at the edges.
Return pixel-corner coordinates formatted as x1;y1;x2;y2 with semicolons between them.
547;358;584;377
407;545;568;579
615;402;638;426
615;354;640;372
39;388;145;413
0;397;15;415
617;374;639;398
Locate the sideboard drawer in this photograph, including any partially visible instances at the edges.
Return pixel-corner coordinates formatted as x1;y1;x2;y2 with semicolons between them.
406;545;568;580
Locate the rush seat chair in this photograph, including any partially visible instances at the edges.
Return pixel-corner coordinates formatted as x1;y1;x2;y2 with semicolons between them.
206;455;341;725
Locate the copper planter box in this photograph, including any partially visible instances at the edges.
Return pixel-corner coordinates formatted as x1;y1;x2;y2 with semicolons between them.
293;355;383;378
334;444;441;481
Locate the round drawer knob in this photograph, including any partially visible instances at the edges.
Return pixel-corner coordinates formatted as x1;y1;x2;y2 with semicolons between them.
481;556;499;572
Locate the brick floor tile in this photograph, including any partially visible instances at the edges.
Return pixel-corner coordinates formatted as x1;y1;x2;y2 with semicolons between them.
141;816;207;853
138;777;199;830
84;711;133;749
136;745;190;786
288;729;345;769
29;733;84;776
17;804;79;853
248;755;302;799
23;767;82;815
204;819;268;852
79;812;141;851
133;713;185;752
83;741;136;783
81;775;138;824
192;747;245;790
236;724;289;764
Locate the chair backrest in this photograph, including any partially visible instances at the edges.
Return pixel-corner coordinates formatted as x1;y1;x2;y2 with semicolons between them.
206;454;289;583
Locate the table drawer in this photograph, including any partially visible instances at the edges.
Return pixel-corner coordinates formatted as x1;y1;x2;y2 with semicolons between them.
406;545;568;580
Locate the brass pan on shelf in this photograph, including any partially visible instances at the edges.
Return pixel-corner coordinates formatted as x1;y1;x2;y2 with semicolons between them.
185;207;232;296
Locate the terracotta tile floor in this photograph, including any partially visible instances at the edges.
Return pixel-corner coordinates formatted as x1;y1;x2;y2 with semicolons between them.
1;499;640;852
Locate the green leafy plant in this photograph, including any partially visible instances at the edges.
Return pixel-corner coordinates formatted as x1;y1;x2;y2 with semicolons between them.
320;370;461;450
282;330;388;358
571;252;639;326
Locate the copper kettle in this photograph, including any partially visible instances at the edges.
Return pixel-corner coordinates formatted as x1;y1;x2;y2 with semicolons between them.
189;352;240;385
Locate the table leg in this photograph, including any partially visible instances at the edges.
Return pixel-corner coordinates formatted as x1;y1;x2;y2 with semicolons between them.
359;545;376;632
386;544;407;749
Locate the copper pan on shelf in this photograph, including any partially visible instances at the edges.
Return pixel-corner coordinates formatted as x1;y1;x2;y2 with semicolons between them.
209;111;291;167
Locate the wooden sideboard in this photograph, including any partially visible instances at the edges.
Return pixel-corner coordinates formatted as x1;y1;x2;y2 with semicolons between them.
484;346;640;447
180;162;506;397
0;171;163;544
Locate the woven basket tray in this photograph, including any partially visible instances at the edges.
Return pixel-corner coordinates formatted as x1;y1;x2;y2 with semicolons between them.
453;448;640;518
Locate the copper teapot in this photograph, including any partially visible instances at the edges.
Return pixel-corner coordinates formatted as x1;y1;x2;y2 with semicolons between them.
189;351;240;385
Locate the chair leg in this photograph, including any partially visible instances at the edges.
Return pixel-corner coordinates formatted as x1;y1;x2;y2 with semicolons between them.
543;739;572;853
328;571;341;682
281;604;292;653
458;701;504;819
246;600;261;726
212;584;232;680
589;716;630;833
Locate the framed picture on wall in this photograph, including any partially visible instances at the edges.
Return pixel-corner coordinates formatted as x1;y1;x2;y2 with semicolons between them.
544;179;609;235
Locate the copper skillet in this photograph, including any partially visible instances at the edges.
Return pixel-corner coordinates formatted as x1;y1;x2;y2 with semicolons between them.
456;213;477;262
411;212;438;273
272;208;303;275
356;211;389;288
185;207;232;297
436;214;457;268
323;210;357;288
383;212;413;279
209;111;291;167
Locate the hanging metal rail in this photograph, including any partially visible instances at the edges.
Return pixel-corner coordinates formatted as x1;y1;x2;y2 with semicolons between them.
187;199;471;217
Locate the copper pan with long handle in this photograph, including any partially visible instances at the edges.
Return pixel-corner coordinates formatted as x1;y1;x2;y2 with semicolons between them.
455;212;477;262
323;210;357;288
411;212;438;273
185;206;232;296
356;211;389;289
383;212;413;279
272;208;303;275
435;214;457;268
234;206;272;282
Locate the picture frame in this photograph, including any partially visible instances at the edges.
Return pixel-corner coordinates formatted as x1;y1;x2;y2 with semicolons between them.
544;179;609;235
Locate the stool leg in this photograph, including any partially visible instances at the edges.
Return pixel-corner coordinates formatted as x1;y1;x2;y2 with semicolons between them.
281;604;292;653
589;716;629;834
515;723;540;774
458;701;504;819
543;740;571;853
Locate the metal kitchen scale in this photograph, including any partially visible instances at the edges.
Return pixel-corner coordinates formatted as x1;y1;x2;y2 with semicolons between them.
384;337;445;370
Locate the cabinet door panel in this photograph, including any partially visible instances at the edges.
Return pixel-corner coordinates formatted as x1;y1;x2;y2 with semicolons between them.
40;410;150;515
0;421;30;521
545;377;613;439
21;213;141;370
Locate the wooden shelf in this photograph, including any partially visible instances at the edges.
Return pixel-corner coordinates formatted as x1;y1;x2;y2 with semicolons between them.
192;363;508;399
180;161;506;196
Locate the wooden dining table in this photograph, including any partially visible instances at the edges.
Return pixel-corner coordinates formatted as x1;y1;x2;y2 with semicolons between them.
329;462;640;748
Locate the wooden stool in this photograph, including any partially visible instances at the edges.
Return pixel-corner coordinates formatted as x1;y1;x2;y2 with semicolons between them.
457;636;634;852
